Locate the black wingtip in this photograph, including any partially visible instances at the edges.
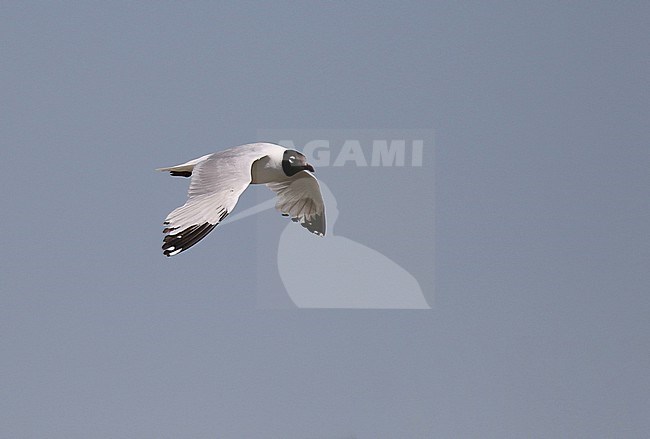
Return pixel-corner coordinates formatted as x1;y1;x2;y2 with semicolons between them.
170;170;192;177
161;210;229;256
162;222;217;256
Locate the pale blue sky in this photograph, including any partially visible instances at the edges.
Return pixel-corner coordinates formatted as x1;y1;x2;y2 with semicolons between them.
1;2;649;438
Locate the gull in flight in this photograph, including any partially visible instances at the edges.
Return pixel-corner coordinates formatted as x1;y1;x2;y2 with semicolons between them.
157;142;326;256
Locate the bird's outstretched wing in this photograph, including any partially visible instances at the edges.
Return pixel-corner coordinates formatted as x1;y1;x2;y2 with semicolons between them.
266;170;326;236
161;147;269;256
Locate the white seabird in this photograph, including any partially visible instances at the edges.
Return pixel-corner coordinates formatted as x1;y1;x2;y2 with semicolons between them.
157;142;325;256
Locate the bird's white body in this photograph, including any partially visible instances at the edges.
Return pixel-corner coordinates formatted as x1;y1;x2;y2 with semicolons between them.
249;145;287;184
160;143;287;184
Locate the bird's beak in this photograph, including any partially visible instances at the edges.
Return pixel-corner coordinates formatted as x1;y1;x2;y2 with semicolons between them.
305;163;315;173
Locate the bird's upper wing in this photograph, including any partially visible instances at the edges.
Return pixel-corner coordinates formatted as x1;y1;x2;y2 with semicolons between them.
266;171;326;236
162;146;272;256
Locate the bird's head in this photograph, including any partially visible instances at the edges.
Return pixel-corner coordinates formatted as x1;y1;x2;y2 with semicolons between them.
282;149;314;176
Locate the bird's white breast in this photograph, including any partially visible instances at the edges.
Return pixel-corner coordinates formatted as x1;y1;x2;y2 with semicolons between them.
250;146;287;184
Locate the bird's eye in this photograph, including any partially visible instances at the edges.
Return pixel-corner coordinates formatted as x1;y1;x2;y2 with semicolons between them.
289;155;296;162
